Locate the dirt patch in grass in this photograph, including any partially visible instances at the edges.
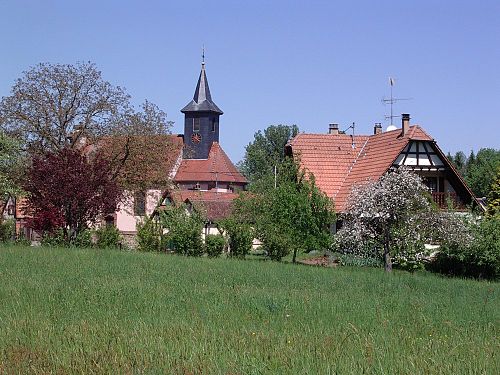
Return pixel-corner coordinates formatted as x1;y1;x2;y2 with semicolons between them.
299;255;339;267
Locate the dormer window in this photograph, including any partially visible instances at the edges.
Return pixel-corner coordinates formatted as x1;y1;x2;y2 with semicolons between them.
193;118;200;132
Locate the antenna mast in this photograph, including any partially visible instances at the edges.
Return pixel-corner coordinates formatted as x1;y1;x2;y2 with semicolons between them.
382;77;412;125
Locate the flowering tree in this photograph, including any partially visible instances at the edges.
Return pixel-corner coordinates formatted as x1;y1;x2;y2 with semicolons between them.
334;168;433;272
23;147;121;240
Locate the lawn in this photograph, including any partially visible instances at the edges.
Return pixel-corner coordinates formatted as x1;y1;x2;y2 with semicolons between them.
0;245;498;374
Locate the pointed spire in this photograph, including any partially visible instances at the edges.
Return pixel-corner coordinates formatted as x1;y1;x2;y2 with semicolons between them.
181;54;223;114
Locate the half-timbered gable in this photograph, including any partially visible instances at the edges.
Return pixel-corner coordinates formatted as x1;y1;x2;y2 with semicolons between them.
287;114;479;212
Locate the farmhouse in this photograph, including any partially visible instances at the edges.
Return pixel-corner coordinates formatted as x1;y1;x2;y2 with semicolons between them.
286;115;479;217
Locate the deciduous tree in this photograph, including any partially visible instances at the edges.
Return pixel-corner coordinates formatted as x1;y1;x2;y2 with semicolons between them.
334;168;433;272
238;124;299;189
0;62;175;191
0;131;23;199
233;158;335;262
23;147;121;240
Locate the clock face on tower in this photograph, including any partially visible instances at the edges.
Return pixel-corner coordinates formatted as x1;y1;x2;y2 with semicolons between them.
191;132;202;144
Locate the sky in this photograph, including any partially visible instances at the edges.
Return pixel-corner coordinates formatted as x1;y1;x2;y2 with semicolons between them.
1;0;499;163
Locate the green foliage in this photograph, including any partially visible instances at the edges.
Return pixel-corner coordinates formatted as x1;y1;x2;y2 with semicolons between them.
465;148;500;198
204;234;226;257
233;158;335;262
136;217;165;252
450;148;500;199
40;227;93;248
160;206;204;256
0;132;24;198
72;229;93;248
41;228;68;247
95;225;121;249
0;219;15;242
430;217;500;279
336;253;383;268
238;124;299;189
486;166;500;217
220;218;253;258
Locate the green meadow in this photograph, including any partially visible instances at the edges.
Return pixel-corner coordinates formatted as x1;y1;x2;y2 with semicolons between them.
0;245;498;374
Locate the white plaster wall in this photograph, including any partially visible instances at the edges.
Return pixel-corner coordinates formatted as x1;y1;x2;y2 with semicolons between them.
115;189;163;233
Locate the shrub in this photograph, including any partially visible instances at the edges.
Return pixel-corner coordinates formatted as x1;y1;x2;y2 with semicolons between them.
0;219;15;242
221;219;253;259
136;217;164;252
160;206;204;256
41;228;67;247
95;225;121;249
205;234;226;257
261;230;291;261
428;217;500;280
72;229;93;248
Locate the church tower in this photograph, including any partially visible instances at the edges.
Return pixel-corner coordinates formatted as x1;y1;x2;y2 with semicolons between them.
181;60;223;159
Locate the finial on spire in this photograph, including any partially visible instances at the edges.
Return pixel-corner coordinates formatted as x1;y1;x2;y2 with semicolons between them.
202;45;205;66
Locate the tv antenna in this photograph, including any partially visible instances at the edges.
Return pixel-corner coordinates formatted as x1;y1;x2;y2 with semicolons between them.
343;122;356;149
382;77;412;125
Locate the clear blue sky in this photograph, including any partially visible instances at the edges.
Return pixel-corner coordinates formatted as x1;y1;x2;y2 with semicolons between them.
1;0;499;162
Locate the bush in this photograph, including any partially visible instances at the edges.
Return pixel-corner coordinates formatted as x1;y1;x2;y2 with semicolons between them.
72;229;93;248
137;217;164;252
161;206;204;256
41;229;68;247
0;219;15;242
261;231;291;261
40;227;93;248
95;225;121;249
205;234;226;257
428;217;500;279
221;219;253;259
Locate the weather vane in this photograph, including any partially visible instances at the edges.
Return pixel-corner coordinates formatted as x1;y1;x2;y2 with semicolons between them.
202;45;205;64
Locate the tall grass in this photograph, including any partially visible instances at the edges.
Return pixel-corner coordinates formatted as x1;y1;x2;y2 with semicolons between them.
0;245;498;374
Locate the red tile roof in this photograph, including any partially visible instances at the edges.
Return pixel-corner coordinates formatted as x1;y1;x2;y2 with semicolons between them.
289;126;434;211
163;190;240;222
174;142;247;184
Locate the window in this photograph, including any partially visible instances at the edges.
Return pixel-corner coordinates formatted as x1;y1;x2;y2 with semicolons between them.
211;118;217;132
424;177;438;193
134;191;146;216
193;118;201;132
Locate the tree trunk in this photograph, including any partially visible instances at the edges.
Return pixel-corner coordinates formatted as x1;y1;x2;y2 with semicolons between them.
292;248;297;263
383;228;392;272
384;249;392;272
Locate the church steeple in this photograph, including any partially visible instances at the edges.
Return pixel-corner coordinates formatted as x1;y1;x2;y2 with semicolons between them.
181;62;223;115
181;59;223;159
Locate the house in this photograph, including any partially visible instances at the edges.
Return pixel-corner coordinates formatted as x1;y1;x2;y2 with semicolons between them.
286;114;479;219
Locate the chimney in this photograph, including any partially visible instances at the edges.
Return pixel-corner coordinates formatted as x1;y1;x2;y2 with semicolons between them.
374;123;382;135
328;123;339;135
401;114;410;136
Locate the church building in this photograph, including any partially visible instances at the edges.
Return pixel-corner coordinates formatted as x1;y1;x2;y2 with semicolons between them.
114;60;247;239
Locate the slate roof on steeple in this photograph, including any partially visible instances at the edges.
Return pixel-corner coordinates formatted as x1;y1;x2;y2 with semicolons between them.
181;63;223;114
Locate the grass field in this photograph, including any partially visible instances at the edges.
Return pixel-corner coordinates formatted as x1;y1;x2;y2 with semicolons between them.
0;245;498;374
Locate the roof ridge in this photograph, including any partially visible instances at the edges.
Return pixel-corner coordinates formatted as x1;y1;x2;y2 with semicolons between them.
334;138;369;199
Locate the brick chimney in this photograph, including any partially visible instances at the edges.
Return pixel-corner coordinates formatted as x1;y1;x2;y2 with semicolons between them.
374;123;382;135
328;123;339;135
401;114;410;136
